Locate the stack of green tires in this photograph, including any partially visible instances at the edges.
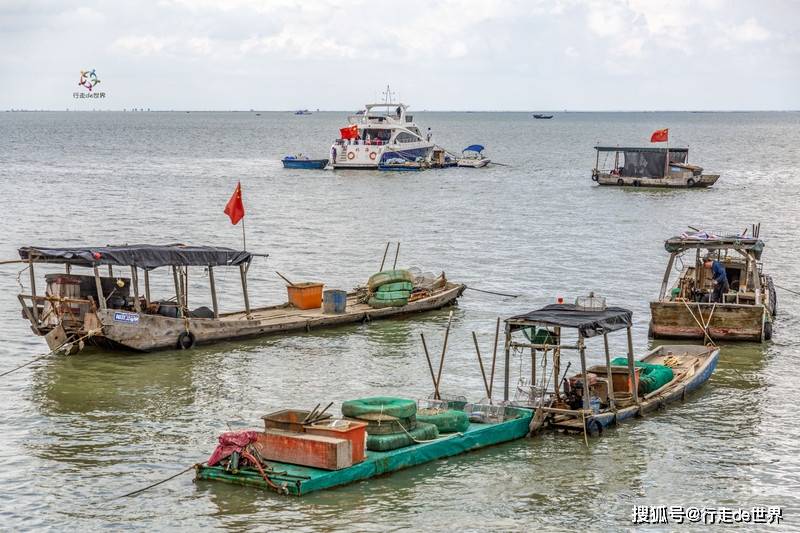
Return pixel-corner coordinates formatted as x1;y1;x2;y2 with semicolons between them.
342;396;439;451
416;409;470;434
367;270;414;308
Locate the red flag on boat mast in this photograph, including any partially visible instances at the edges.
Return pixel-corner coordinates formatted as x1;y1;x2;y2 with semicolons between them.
224;182;245;225
650;128;669;143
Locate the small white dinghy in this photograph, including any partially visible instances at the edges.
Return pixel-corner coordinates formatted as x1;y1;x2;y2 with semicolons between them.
456;144;490;168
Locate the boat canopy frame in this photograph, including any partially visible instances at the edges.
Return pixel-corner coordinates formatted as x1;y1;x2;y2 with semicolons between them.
658;235;765;303
18;244;266;322
502;303;640;414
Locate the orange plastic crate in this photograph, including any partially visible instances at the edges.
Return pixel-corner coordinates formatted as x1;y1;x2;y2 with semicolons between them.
287;282;324;309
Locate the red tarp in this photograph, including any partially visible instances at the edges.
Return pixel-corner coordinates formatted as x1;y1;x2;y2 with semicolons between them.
207;430;261;466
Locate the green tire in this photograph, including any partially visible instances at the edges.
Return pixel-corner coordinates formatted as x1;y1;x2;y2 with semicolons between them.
366;422;439;451
371;290;411;300
377;282;413;292
341;397;417;419
415;409;470;434
368;270;414;292
347;413;417;435
368;296;408;308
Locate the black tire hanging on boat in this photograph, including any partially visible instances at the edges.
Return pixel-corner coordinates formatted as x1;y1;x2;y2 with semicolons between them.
633;180;641;187
766;275;777;317
763;320;773;341
591;174;599;182
177;331;196;350
617;178;624;186
687;178;696;187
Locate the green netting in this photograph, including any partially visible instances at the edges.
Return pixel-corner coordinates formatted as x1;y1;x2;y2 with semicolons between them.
366;422;439;451
367;296;408;308
610;357;674;394
341;397;417;419
416;409;470;434
372;290;411;300
377;282;413;292
522;327;556;345
368;270;415;291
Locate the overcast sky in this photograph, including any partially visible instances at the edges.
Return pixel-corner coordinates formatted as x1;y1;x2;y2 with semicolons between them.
2;0;798;110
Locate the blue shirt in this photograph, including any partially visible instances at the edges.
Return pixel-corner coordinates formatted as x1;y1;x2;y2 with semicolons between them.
711;261;728;283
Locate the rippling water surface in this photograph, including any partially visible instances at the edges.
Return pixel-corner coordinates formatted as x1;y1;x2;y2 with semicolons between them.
0;111;798;531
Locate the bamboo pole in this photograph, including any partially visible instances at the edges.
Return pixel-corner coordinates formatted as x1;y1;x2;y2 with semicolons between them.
603;333;615;410
209;266;219;318
626;326;640;406
143;269;151;306
420;333;439;399
503;322;512;401
172;266;182;317
434;310;454;400
488;317;500;400
240;263;251;317
579;335;590;411
28;259;39;321
379;242;390;271
392;242;400;270
471;331;491;399
130;266;141;312
94;265;107;310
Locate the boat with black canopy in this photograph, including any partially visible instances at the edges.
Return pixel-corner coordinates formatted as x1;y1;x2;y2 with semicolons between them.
591;146;719;188
501;295;719;437
16;243;464;353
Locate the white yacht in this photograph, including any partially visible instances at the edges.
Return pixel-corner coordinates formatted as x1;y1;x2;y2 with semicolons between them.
330;88;434;169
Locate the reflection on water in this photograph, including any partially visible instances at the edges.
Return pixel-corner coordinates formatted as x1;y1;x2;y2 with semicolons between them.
0;111;799;529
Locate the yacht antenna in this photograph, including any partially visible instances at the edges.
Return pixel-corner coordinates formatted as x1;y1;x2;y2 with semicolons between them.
382;84;396;105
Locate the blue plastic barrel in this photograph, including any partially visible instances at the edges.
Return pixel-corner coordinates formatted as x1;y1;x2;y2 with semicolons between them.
323;289;347;314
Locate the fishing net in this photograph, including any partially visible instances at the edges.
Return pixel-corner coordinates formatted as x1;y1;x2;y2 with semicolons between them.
366;422;439;451
416;409;470;434
610;358;674;394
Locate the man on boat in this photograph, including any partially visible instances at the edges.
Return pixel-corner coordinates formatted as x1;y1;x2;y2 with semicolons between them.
704;255;730;303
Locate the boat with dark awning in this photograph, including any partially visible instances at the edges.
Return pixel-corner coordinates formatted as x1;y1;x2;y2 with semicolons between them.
16;243;465;354
591;146;719;188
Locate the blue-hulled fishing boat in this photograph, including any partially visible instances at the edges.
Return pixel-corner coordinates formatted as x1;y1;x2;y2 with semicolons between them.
281;155;328;169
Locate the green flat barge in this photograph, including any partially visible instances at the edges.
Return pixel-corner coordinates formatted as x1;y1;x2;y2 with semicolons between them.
195;407;532;496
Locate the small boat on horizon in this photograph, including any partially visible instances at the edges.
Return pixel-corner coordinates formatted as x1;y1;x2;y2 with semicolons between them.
533;114;553;119
294;109;312;115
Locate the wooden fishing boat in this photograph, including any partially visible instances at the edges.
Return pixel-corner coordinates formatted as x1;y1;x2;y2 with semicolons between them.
592;146;719;188
649;229;776;342
501;299;719;437
195;405;532;496
16;244;465;354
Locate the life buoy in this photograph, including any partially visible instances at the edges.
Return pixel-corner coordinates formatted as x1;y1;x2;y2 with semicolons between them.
177;331;196;350
369;152;377;160
347;152;355;160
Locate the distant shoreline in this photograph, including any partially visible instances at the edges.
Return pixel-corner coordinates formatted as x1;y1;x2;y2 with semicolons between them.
4;109;798;113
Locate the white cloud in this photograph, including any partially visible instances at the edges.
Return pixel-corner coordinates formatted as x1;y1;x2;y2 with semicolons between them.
731;17;771;42
113;35;173;56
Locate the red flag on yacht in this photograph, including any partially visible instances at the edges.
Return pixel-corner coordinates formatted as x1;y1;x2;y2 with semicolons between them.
224;182;245;225
339;124;359;140
650;128;669;143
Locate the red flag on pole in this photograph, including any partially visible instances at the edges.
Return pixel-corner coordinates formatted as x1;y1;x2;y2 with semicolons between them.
224;181;245;225
650;128;669;143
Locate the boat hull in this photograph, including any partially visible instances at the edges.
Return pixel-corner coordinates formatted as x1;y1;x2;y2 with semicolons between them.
54;283;465;352
332;145;433;169
595;173;719;188
649;301;768;341
457;159;490;168
281;159;328;169
195;406;532;496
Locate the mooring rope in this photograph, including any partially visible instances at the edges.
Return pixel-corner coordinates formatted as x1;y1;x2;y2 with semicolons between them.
114;464;199;499
0;329;99;379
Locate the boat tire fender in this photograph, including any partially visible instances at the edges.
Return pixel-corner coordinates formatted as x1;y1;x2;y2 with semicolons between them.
585;418;602;437
177;331;196;350
633;180;641;187
617;178;624;186
591;174;599;182
763;320;773;341
687;177;696;187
